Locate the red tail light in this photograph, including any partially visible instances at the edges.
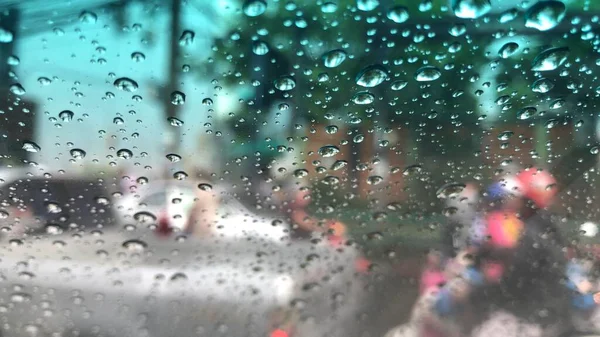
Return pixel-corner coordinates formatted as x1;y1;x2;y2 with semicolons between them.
156;214;173;237
270;329;289;337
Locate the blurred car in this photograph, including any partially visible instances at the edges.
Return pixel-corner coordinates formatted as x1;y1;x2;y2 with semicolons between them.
0;167;115;238
112;180;291;242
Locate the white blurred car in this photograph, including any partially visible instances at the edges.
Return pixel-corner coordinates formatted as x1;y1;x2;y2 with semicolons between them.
112;180;290;243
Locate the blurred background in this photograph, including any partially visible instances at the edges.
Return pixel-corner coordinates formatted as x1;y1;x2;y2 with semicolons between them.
2;0;600;336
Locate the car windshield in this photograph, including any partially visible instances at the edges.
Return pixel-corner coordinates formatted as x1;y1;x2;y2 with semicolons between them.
1;1;600;337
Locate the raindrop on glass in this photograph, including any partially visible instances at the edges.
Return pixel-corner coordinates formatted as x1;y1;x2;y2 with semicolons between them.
531;46;569;71
59;110;74;122
131;52;145;62
318;145;340;158
9;83;25;95
274;76;296;91
322;49;347;68
252;41;269;55
357;0;379;12
498;42;519;59
243;0;267;17
387;6;409;23
356;65;388;87
70;148;86;159
22;141;40;153
179;30;195;46
531;78;554;93
170;91;185;105
114;77;138;92
352;91;375;105
452;0;491;19
525;0;566;31
117;149;133;159
79;11;98;24
415;66;441;82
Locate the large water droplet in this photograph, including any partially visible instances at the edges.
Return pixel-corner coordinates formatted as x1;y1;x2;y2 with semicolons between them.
322;49;347;68
403;164;423;176
131;52;145;62
516;106;538;120
331;160;348;171
134;211;157;223
531;78;554;93
498;42;519;59
449;24;467;36
352;91;375;105
70;148;86;159
166;153;181;162
252;41;269;55
7;55;19;65
117;148;133;159
243;0;267;17
499;8;519;23
168;117;184;126
0;28;14;43
274;76;296;91
367;175;384;185
387;6;409;23
178;30;195;46
170;91;185;105
415;66;441;82
59;110;74;122
525;0;566;31
9;83;25;95
357;0;379;11
38;77;52;86
318;145;340;158
198;183;212;191
122;239;147;251
531;47;569;71
321;2;338;13
497;130;514;141
293;169;308;178
22;141;40;152
356;65;387;87
114;77;138;92
436;182;466;199
79;11;98;24
452;0;491;19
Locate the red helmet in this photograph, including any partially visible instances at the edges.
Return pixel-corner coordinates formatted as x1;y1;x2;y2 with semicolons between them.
516;167;557;208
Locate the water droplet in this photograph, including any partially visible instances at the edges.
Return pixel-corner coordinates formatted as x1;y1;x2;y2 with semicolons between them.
274;76;296;91
7;55;19;65
168;117;184;126
325;125;338;134
22;141;40;153
117;149;133;159
499;8;519;23
322;49;347;68
202;98;213;105
357;0;379;11
45;224;63;235
166;153;181;162
387;6;409;23
59;110;74;122
131;51;145;62
353;134;365;143
70;148;86;159
179;30;195;46
498;42;519;59
10;292;31;303
9;83;25;95
436;182;466;199
549;98;564;109
525;0;566;31
243;0;267;17
367;175;384;185
591;146;599;155
198;183;212;191
331;160;348;171
318;145;340;158
37;77;51;86
95;197;110;205
449;23;467;36
170;91;185;105
45;201;62;214
293;169;308;178
452;0;491;19
443;206;459;217
531;47;569;71
114;77;138;92
403;164;423;176
252;41;269;55
173;171;188;180
0;28;14;43
516;106;538;120
122;239;147;252
391;80;408;91
531;78;554;93
79;10;98;24
497;130;514;141
356;65;388;87
18;272;35;280
352;91;375;105
415;66;441;82
321;2;338;13
134;211;156;223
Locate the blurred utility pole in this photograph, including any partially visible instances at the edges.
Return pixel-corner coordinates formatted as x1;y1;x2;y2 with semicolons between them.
164;0;182;178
